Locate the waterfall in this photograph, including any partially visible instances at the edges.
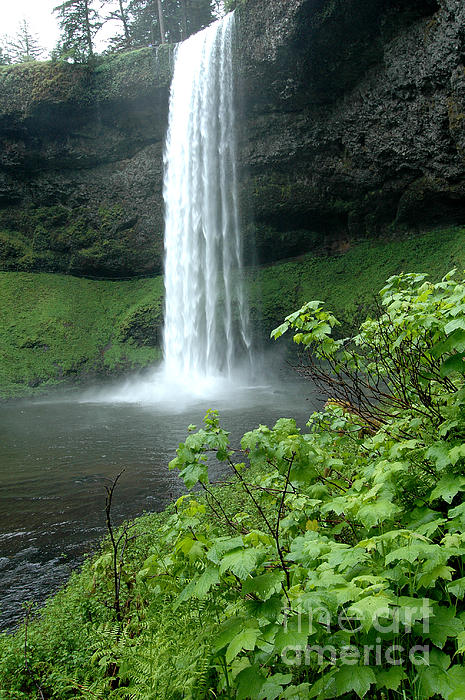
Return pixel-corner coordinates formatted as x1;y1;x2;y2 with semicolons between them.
162;13;251;383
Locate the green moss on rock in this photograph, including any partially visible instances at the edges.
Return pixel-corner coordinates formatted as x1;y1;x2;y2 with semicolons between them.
0;204;162;277
0;48;172;118
0;272;164;397
249;226;465;338
1;225;464;399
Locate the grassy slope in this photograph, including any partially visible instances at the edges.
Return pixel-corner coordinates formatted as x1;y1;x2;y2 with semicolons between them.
250;226;465;337
0;272;164;397
1;226;464;398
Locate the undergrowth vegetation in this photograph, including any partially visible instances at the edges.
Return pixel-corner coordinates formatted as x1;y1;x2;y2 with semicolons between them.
0;272;163;397
0;48;170;116
3;268;465;698
247;226;465;338
2;226;465;399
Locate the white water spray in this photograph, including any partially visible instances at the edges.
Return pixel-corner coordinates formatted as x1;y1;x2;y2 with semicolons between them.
162;13;251;383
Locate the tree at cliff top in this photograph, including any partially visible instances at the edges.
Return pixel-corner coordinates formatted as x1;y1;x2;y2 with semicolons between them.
223;0;246;10
53;0;102;62
101;0;132;52
6;20;45;63
0;44;11;65
126;0;215;48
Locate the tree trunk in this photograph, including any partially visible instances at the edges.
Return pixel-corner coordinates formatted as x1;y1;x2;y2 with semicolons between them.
157;0;165;43
118;0;130;43
84;0;94;56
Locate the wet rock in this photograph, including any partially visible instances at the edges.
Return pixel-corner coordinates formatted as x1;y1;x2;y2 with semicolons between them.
1;2;465;274
237;0;465;261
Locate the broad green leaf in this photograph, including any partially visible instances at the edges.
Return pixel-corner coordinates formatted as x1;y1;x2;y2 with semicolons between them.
347;594;393;633
226;626;259;663
416;648;452;699
455;630;465;654
426;443;452;470
242;571;284;601
358;499;401;528
230;656;251;680
449;444;465;466
432;329;465;357
273;417;299;437
445;318;465;335
308;672;337;699
207;536;244;564
274;615;314;655
416;606;464;648
282;683;311;699
417;564;454;589
259;674;293;700
287;532;331;567
447;577;465;600
193;566;220;598
236;665;266;700
375;666;407;691
219;547;262;580
385;543;426;565
332;666;376;698
179;462;208;489
213;616;247;652
430;475;465;504
323;544;369;571
244;592;284;622
440;354;465;377
271;322;289;340
394;596;434;628
447;664;465;699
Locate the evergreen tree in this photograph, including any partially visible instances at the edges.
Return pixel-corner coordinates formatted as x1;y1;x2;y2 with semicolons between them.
102;0;132;52
127;0;214;48
183;0;214;37
157;0;166;42
53;0;102;62
0;44;11;65
7;20;44;63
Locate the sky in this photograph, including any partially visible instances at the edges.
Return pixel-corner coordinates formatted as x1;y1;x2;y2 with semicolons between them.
2;0;60;55
1;0;121;56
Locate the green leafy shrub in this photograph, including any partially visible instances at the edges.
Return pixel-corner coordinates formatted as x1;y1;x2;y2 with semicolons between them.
157;269;465;697
3;269;465;698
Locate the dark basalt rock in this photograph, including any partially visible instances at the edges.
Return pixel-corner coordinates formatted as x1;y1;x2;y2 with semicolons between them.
0;2;464;275
236;0;465;263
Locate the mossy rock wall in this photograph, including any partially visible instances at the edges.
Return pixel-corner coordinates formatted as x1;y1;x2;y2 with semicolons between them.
0;48;172;277
1;1;465;274
0;272;164;397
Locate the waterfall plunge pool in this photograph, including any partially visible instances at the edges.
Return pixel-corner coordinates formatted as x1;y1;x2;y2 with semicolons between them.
0;367;319;630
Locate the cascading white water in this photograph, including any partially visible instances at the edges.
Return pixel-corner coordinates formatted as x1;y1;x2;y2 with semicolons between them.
162;13;251;383
88;14;255;405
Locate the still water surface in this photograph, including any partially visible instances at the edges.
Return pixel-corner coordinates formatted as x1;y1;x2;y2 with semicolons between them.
0;374;318;630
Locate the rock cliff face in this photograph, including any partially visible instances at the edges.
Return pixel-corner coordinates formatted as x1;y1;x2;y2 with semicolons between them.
0;48;172;277
237;0;465;262
0;0;464;275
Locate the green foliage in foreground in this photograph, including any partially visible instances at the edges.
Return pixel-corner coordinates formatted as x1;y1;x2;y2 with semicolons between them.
3;269;465;698
0;272;163;397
